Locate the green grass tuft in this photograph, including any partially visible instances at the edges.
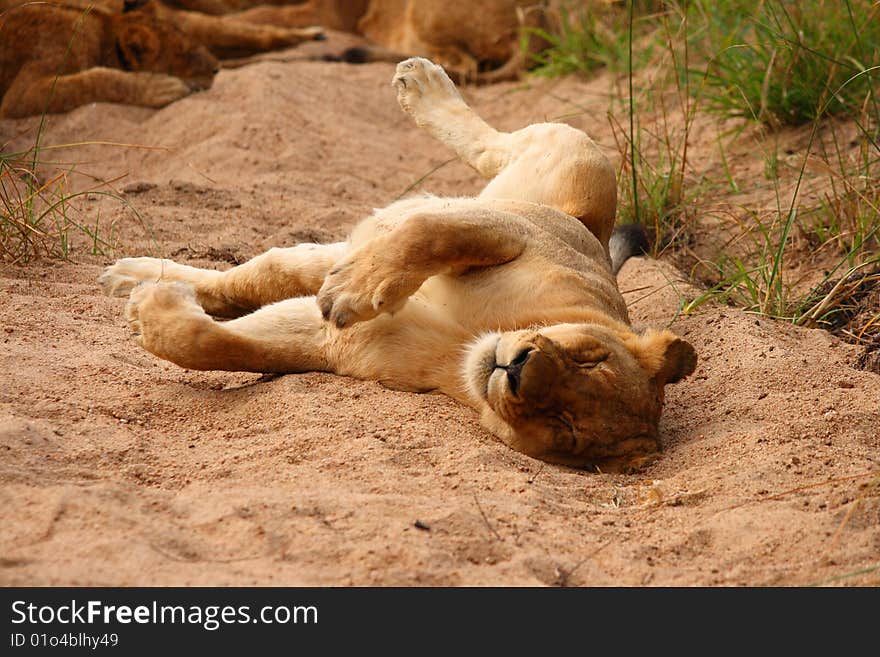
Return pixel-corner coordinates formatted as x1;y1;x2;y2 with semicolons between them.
523;1;661;78
693;0;880;127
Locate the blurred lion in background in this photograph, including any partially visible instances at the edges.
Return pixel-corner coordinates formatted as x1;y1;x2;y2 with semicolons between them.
165;0;553;83
0;1;218;117
0;0;323;116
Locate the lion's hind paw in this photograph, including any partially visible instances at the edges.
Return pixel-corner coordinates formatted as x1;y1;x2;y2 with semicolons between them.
392;57;462;119
123;281;210;365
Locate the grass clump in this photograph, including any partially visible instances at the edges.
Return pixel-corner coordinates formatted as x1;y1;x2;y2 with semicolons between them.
797;120;880;267
610;1;696;256
0;3;152;264
694;0;880;127
1;137;151;264
529;1;880;333
2;151;97;262
524;1;662;78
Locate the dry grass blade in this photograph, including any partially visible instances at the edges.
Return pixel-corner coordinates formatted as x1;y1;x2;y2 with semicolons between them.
472;493;504;543
828;473;880;553
800;266;880;326
810;562;880;587
2;136;157;263
721;469;880;514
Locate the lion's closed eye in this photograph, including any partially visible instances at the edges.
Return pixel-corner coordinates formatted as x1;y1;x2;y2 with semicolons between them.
570;351;609;368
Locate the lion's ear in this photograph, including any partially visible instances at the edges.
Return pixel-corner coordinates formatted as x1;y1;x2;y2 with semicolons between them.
627;329;697;385
116;25;160;70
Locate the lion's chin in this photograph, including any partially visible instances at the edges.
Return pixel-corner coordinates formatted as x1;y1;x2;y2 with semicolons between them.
462;332;501;404
185;76;214;92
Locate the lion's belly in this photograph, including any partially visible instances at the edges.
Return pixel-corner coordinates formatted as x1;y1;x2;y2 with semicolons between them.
416;256;628;332
415;265;558;332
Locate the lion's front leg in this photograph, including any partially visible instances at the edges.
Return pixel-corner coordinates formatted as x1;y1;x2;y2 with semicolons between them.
118;267;470;395
317;208;526;328
223;4;326;29
100;242;347;317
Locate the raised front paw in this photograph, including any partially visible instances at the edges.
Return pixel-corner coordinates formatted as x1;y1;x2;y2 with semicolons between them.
316;250;420;329
392;57;462;120
99;257;169;298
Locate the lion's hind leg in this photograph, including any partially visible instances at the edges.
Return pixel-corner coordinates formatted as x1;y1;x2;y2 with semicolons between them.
393;57;618;247
125;282;328;373
100;242;347;317
393;57;512;178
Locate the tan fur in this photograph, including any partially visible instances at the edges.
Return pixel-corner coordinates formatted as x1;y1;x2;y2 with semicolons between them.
135;0;324;60
0;0;324;116
226;0;368;33
162;0;296;14
171;0;370;33
357;0;550;83
164;0;547;83
99;58;697;470
0;2;218;117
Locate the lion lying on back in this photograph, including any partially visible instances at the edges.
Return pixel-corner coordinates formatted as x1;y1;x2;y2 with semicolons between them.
99;58;696;470
0;0;321;117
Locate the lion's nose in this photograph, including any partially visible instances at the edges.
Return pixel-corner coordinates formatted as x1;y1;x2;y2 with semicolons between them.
498;348;532;396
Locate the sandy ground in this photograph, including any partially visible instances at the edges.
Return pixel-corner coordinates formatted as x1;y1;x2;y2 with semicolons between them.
1;60;878;586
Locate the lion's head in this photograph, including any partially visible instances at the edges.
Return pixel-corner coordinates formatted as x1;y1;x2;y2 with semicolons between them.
112;0;218;91
464;323;696;470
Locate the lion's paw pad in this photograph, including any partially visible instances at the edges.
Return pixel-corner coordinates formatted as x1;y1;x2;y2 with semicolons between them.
392;57;461;116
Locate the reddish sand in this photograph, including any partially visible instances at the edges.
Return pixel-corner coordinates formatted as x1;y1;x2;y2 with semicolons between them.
1;60;878;586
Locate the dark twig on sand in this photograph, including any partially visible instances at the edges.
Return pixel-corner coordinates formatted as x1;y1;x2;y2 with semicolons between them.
473;493;504;543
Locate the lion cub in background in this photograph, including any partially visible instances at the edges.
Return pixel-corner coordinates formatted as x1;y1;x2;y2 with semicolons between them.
0;0;322;117
0;2;216;117
100;58;696;470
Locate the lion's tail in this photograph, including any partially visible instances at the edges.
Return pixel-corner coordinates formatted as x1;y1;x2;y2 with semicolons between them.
609;223;650;275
